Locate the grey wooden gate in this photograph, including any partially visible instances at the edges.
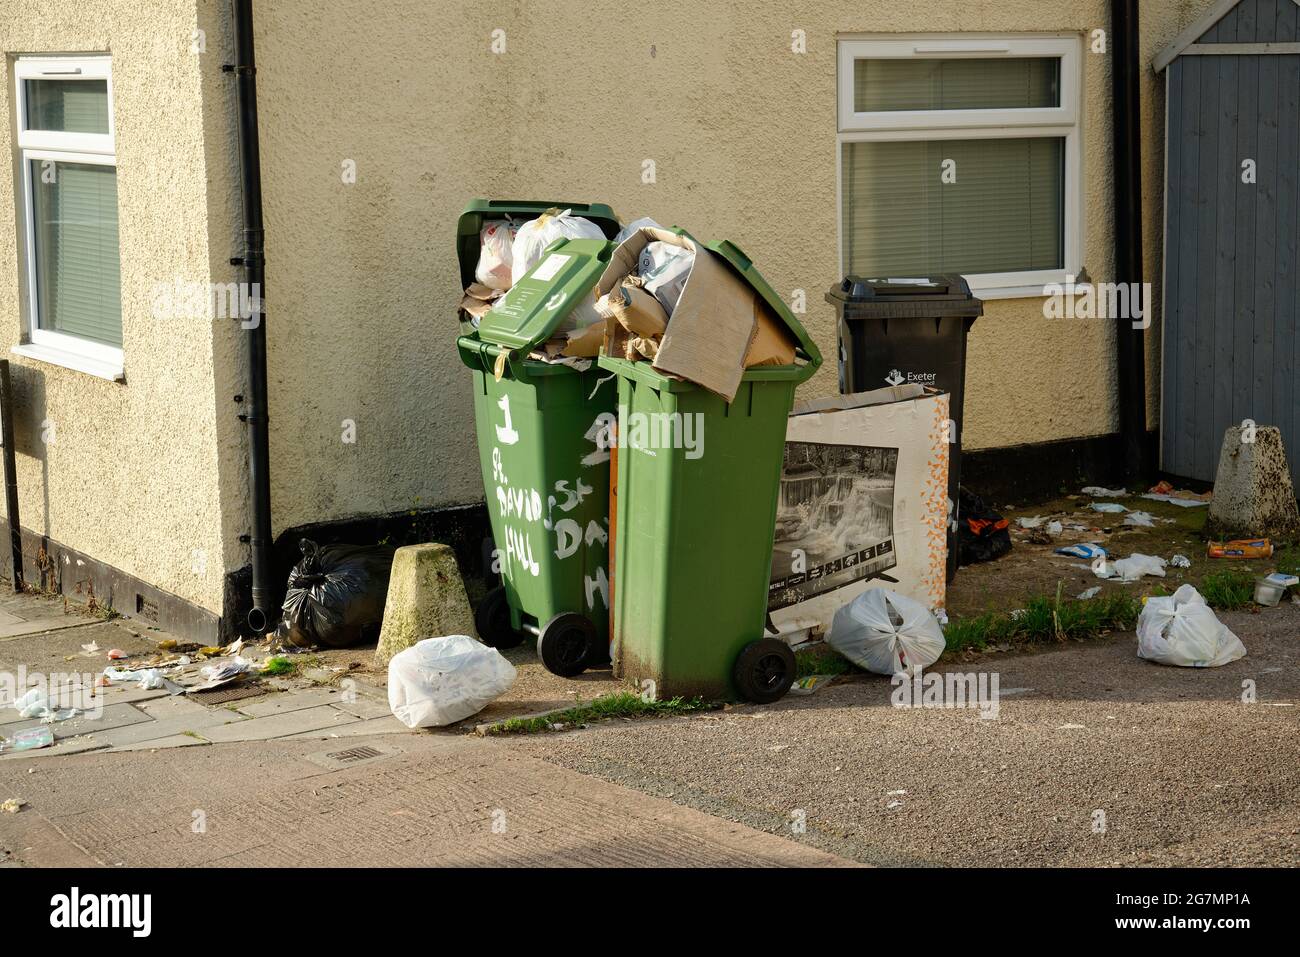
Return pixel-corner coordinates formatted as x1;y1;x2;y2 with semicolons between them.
1158;0;1300;482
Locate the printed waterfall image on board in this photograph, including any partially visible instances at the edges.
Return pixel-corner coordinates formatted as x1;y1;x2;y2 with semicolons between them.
768;442;899;610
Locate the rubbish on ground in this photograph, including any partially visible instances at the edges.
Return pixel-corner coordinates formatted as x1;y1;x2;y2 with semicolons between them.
475;220;517;291
1057;723;1087;730
79;642;100;656
130;669;186;694
1055;543;1107;559
1170;554;1191;568
106;649;128;660
933;607;949;626
1090;502;1128;513
1123;510;1156;527
614;216;661;244
187;657;254;693
1142;492;1209;508
510;209;604;286
1017;516;1045;528
957;487;1012;565
1;798;24;813
787;674;838;696
1207;538;1273;559
1254;572;1298;607
1094;553;1167;582
1077;586;1101;600
768;385;952;627
1137;584;1246;667
10;727;54;751
828;588;946;676
273;539;395;648
1083;486;1128;497
10;689;77;723
260;656;295;675
225;638;247;655
387;634;517;729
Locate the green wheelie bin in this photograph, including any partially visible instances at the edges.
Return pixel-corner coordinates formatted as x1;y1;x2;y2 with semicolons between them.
456;200;619;677
598;237;822;703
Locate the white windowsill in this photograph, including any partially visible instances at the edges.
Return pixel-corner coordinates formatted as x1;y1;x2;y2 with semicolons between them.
11;342;125;382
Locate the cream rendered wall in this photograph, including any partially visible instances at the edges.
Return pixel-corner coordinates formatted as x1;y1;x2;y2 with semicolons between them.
0;0;232;614
236;0;1220;547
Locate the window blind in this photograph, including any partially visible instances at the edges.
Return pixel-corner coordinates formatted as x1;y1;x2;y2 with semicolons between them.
853;57;1059;112
25;78;110;134
841;137;1064;276
31;160;123;346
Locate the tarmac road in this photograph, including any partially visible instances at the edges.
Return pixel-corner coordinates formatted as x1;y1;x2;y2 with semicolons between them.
517;604;1300;866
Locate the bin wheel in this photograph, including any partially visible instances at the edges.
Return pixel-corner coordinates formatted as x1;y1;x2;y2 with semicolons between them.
733;639;796;704
475;586;523;649
537;613;595;678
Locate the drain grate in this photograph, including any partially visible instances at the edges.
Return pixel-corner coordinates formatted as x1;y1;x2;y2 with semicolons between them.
327;745;382;764
305;742;400;771
188;684;267;705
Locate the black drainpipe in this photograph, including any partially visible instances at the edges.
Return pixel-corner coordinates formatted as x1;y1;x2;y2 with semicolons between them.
1111;0;1149;482
226;0;274;633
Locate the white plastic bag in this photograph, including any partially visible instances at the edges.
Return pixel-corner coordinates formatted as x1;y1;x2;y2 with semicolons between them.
475;220;517;291
828;588;946;675
615;217;661;244
637;241;694;315
510;209;605;285
1137;584;1246;667
1093;553;1167;582
388;635;516;728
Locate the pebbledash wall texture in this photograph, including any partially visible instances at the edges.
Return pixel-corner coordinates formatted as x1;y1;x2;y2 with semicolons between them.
0;0;1223;631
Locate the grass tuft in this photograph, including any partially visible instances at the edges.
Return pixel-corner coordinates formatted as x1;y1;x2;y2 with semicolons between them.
794;647;857;678
943;585;1143;654
483;691;717;735
1197;570;1256;611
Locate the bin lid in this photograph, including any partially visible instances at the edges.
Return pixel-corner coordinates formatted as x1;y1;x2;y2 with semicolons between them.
826;274;983;319
704;238;822;367
456;199;620;289
476;237;615;351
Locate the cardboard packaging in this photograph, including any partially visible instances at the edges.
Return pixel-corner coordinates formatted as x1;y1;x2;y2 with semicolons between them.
768;384;951;639
596;226;794;402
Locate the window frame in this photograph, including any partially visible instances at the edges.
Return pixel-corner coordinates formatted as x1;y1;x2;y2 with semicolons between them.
12;54;123;380
836;35;1084;300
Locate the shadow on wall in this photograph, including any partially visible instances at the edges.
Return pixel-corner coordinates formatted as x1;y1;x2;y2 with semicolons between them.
4;362;54;589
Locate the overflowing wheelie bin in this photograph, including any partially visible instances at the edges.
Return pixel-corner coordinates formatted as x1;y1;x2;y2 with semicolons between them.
597;235;822;703
456;200;618;677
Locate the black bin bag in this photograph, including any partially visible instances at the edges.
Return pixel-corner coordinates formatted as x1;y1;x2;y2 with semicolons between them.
273;539;395;648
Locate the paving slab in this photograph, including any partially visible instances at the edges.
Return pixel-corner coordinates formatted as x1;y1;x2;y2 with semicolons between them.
0;735;105;761
94;710;230;748
0;702;151;742
329;694;393;720
104;734;209;753
283;713;409;739
136;696;213;719
198;705;359;743
235;687;348;718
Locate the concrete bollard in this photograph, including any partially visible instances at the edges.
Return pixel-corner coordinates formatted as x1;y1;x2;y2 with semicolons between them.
374;543;476;670
1205;425;1300;540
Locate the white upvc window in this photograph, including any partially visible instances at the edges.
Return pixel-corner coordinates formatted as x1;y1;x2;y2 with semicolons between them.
837;36;1083;300
12;54;123;380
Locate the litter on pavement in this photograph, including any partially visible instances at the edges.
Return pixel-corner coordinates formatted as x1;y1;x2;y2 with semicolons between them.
828;588;946;676
1093;553;1168;582
387;634;517;728
1137;584;1246;667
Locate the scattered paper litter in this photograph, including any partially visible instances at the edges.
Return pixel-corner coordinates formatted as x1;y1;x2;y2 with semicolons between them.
1082;486;1128;497
1077;586;1101;600
1017;516;1046;528
1;798;25;813
1170;554;1191;568
1141;493;1208;508
1091;502;1128;513
1123;511;1155;527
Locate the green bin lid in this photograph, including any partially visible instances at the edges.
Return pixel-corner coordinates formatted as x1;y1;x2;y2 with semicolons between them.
476;237;615;351
456;199;620;289
704;238;823;369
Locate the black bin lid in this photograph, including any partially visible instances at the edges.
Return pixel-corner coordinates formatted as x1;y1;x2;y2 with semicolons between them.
826;274;983;320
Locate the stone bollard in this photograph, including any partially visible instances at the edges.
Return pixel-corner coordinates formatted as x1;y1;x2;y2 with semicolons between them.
374;543;476;670
1205;425;1300;540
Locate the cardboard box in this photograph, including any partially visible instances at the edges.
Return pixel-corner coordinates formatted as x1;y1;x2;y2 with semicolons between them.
597;227;781;402
768;384;950;637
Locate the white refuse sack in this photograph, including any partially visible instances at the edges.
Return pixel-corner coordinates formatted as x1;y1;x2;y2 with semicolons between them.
510;209;606;286
1136;584;1246;668
828;588;947;675
387;635;517;728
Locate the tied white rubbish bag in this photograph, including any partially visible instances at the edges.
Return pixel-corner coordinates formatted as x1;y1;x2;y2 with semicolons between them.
475;220;517;292
510;209;605;285
828;588;946;675
388;635;517;728
1137;584;1246;668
